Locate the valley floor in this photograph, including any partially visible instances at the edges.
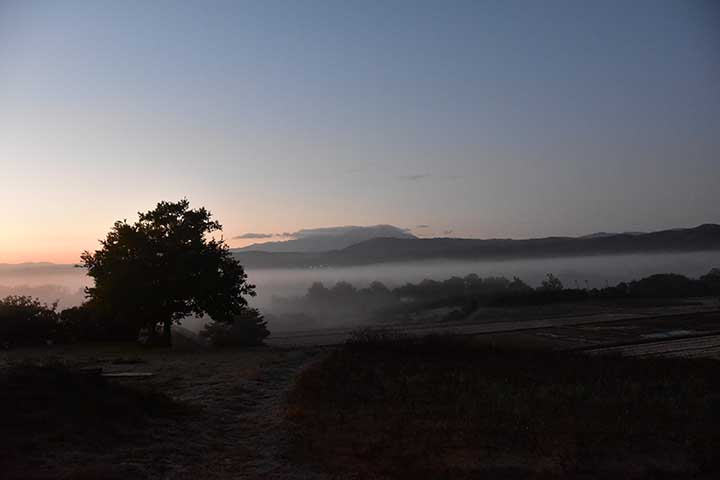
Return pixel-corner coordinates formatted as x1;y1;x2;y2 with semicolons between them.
268;298;720;358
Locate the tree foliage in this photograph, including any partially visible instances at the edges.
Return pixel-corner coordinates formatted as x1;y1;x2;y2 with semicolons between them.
200;308;270;347
58;300;138;343
539;273;564;292
0;296;58;347
80;199;256;345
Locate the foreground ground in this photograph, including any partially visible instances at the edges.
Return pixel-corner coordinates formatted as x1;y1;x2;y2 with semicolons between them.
288;333;720;479
1;345;326;480
2;300;719;479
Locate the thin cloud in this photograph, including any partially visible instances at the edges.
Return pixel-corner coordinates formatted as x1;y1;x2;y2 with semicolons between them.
415;224;430;229
233;233;273;239
442;230;453;235
398;174;428;181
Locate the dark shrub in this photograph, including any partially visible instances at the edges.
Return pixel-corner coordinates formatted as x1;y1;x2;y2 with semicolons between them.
59;301;138;343
538;273;564;291
200;308;270;347
628;273;700;297
700;268;720;296
0;296;59;348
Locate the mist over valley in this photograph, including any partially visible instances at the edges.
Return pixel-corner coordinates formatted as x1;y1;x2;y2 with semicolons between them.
4;248;718;332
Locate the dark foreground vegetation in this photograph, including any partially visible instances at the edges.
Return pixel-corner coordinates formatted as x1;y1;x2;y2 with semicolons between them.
0;346;303;480
0;363;187;479
288;331;720;479
0;293;269;349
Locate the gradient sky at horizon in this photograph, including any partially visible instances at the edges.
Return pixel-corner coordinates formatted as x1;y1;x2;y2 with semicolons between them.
1;0;719;263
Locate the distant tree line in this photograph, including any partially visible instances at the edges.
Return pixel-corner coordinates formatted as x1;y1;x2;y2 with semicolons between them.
3;262;720;347
271;269;720;324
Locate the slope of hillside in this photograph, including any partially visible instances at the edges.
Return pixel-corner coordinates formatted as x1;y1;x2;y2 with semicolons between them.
232;224;720;269
235;225;415;253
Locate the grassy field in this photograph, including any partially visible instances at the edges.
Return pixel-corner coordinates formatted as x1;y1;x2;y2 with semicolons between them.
287;331;720;479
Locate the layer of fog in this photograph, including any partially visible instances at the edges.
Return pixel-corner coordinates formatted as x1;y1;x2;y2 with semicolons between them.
0;264;88;309
2;251;718;332
248;251;720;307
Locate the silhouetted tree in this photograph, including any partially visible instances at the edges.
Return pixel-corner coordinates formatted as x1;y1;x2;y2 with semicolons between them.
701;268;720;282
330;281;357;299
508;276;533;293
539;273;563;292
200;308;269;347
81;199;256;346
464;274;483;295
307;282;330;302
481;276;512;293
627;273;696;297
441;276;466;297
700;268;720;296
367;281;390;295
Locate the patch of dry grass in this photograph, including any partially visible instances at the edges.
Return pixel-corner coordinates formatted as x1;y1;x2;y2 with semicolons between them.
287;331;720;479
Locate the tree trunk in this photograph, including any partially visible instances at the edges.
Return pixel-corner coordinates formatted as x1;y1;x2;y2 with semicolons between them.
162;319;172;347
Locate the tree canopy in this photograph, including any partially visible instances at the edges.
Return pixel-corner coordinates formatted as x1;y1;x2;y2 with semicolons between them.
81;199;255;345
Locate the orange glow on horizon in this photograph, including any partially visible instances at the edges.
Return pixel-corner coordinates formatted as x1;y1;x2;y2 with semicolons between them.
0;247;84;266
0;231;292;264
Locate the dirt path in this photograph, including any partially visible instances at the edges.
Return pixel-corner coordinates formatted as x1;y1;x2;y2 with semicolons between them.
166;349;328;480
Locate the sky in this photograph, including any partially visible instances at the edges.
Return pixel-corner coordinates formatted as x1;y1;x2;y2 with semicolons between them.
1;0;719;263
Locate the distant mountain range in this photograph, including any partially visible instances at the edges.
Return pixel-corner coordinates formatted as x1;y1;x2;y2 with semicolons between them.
0;262;77;274
580;231;646;239
235;225;415;253
232;224;720;269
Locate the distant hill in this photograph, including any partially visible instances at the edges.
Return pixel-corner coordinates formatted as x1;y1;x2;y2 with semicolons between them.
0;262;77;274
234;225;416;253
580;231;645;239
232;224;720;269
